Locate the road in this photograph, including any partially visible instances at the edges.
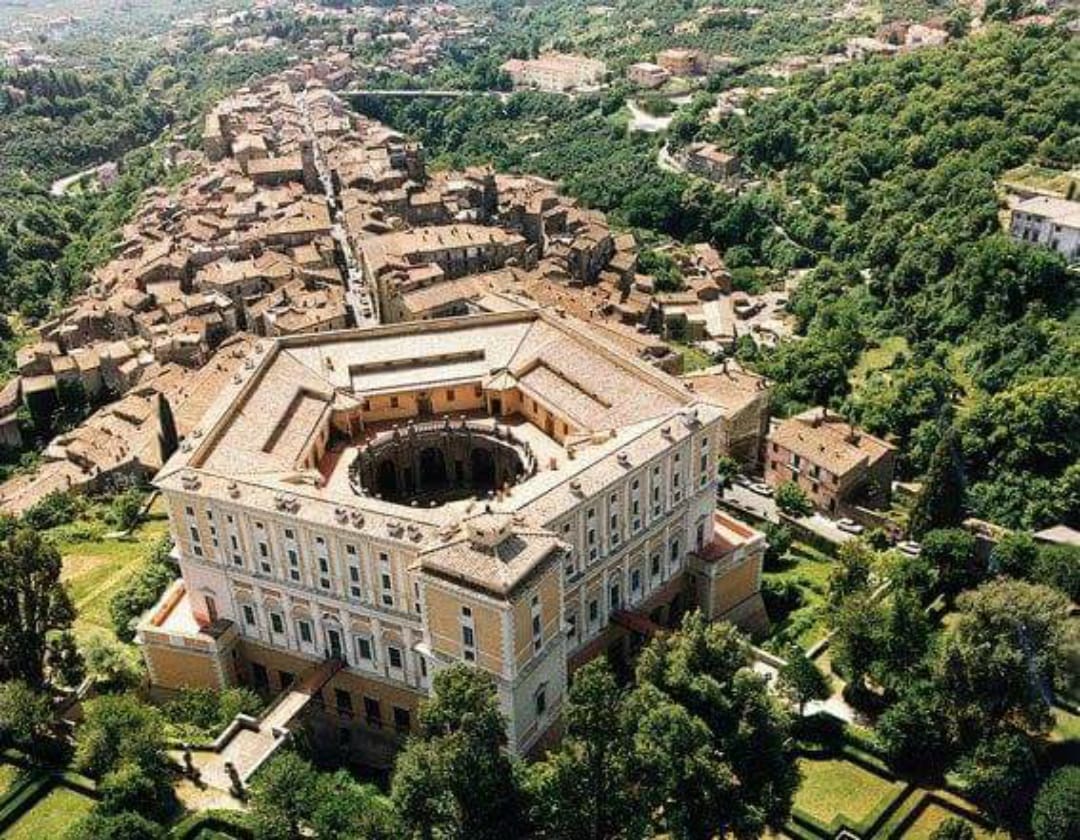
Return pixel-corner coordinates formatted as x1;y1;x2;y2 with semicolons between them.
626;99;673;134
343;88;512;104
720;483;856;545
296;90;380;327
49;165;100;197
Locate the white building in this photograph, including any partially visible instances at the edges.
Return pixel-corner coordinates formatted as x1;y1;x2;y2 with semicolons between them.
1010;196;1080;263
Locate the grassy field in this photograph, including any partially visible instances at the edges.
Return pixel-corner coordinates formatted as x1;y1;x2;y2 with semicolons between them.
793;757;903;827
55;496;170;644
849;335;909;388
3;786;94;840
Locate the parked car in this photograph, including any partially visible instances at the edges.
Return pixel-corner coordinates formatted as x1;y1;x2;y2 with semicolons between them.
733;474;753;488
836;518;865;535
896;540;921;556
749;482;773;497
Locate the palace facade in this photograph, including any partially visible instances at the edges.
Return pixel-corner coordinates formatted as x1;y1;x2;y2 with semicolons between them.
138;307;764;762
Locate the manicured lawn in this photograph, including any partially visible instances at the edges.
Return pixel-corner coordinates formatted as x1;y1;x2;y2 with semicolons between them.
900;803;997;840
762;540;834;650
0;761;25;796
793;757;904;827
3;786;94;839
57;497;170;644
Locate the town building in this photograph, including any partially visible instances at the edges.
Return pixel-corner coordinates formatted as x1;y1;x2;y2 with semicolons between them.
681;143;741;185
764;408;895;514
627;62;670;88
1009;196;1080;263
501;53;607;92
656;48;702;77
139;308;765;762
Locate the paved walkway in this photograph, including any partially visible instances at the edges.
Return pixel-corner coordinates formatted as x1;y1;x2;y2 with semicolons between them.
186;658;343;794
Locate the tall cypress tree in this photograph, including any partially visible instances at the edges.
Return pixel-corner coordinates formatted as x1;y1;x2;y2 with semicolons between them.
909;427;966;539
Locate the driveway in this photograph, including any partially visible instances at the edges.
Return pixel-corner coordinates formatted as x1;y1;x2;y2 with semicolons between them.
720;484;855;545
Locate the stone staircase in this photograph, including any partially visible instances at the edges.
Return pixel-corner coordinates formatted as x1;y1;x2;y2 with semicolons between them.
191;657;344;793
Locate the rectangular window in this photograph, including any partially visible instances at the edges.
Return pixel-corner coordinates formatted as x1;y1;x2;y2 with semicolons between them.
335;689;352;714
631;568;641;594
651;553;661;578
462;624;475;648
356;636;373;662
588;599;599;623
297;620;313;645
387;646;403;670
393;706;411;733
270;612;285;635
364;696;381;727
532;612;542;653
446;388;455;402
348;565;362;599
381;568;394;606
242;604;256;627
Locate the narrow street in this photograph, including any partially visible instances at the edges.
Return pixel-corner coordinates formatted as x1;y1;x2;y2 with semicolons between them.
296;90;381;327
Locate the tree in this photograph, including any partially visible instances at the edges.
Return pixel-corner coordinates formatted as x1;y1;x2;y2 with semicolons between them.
775;481;812;517
629;684;738;840
526;660;644;840
311;770;398;840
909;428;965;538
249;751;320;840
936;580;1075;736
98;760;175;823
74;694;167;780
715;455;739;490
1032;543;1080;602
876;681;956;774
0;680;51;755
632;613;799;838
930;817;974;840
877;587;933;685
954;731;1039;827
763;523;792;570
827;539;874;607
392;665;525;840
989;532;1038;579
829;593;882;691
1031;767;1080;840
777;648;830;714
919;529;980;604
109;535;175;643
0;525;74;687
108;488;144;533
46;630;84;688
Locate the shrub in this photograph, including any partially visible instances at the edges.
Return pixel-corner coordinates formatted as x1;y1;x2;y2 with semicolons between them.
930;817;975;840
762;577;803;620
23;490;81;530
165;686;262;739
1031;767;1080;840
109;535;175;642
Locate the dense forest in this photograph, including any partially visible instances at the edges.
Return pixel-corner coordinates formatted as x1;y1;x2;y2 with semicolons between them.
717;23;1079;529
364;23;1079;530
